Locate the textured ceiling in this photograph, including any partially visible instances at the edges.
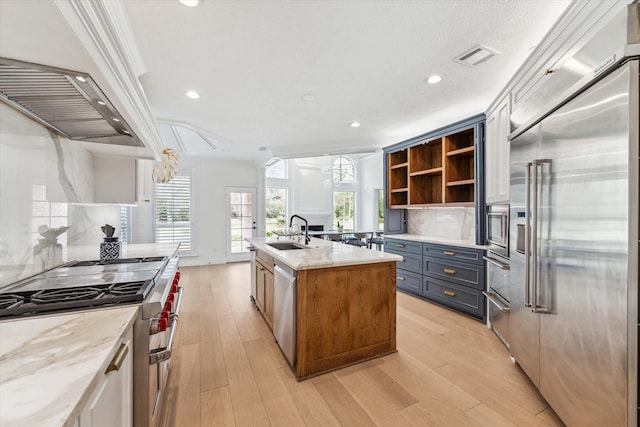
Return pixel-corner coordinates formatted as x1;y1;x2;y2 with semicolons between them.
0;1;572;162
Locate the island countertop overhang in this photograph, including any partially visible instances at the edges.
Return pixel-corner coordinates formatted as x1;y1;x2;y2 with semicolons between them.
246;237;402;271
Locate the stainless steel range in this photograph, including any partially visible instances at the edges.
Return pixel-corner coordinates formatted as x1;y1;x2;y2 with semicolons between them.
0;253;183;427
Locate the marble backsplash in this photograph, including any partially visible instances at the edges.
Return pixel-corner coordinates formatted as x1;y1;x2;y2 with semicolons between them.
0;104;120;287
407;207;475;242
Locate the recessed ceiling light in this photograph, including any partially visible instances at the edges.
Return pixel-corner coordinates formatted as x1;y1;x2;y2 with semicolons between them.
75;76;86;82
178;0;199;7
302;93;315;101
350;122;361;128
426;75;442;84
186;90;200;99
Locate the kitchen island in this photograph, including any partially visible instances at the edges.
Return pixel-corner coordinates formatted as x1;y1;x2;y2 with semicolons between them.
247;237;402;380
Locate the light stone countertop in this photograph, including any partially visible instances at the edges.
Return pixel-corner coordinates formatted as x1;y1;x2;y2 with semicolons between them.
247;237;402;270
385;234;487;250
65;242;180;262
0;306;139;427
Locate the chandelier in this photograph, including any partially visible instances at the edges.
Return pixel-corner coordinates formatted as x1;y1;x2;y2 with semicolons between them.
152;148;180;183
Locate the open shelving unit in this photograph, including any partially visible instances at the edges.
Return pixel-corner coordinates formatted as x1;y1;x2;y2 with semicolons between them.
387;127;476;208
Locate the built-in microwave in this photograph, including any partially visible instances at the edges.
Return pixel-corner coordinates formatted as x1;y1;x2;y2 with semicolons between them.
486;204;509;258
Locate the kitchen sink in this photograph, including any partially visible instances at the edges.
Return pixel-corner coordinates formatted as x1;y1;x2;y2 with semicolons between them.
266;242;310;250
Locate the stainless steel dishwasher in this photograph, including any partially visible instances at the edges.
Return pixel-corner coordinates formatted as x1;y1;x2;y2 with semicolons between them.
273;262;296;366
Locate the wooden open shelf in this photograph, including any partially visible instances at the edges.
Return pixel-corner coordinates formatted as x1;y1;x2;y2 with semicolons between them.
388;126;476;208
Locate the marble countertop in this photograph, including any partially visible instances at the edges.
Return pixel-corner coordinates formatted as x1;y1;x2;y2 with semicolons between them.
385;234;487;250
0;306;139;427
247;237;402;270
65;242;180;261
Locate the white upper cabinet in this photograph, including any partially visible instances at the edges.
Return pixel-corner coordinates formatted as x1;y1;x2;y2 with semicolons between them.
94;156;153;205
485;96;510;204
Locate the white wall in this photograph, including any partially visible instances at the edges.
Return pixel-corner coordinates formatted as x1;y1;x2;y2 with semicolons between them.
130;155;259;266
358;151;383;231
0;103;120;286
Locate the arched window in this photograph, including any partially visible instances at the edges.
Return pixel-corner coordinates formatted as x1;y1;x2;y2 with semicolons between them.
332;156;355;184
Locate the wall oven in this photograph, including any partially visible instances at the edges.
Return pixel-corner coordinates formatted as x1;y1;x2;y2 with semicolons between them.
483;203;510;349
486;204;509;258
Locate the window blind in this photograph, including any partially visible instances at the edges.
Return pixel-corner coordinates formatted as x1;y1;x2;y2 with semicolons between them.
155;172;192;254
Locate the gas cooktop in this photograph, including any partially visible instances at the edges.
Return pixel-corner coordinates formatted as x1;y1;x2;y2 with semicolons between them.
0;256;169;318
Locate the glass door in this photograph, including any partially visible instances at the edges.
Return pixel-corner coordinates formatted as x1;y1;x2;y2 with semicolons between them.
226;187;256;262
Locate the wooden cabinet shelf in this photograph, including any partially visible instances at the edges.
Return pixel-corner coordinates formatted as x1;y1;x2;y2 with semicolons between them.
387;125;477;208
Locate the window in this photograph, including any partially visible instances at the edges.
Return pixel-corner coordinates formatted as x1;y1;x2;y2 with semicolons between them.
31;185;68;246
266;158;287;179
333;191;355;231
377;189;385;231
266;187;287;235
155;171;193;254
332;156;355;184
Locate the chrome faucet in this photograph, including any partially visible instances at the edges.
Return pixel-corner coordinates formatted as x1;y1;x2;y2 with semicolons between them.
289;214;310;244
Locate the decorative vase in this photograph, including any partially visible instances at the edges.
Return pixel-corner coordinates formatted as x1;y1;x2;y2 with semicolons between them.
100;237;121;261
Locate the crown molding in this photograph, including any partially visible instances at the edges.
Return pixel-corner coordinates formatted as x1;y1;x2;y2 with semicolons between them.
53;0;163;159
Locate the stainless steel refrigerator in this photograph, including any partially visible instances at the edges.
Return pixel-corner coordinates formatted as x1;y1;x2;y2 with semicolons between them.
508;4;638;426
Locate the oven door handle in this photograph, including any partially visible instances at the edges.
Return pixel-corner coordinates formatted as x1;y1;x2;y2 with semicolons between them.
483;290;510;313
149;286;183;365
483;256;510;270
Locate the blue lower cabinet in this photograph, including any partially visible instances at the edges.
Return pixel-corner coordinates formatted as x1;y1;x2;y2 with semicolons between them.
395;269;422;295
424;258;483;289
423;276;485;319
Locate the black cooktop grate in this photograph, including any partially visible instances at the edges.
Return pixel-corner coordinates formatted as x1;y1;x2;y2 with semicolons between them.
0;294;24;310
0;279;153;318
31;287;104;304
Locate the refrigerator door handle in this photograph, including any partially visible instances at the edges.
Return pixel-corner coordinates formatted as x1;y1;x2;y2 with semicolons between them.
524;162;532;308
532;159;552;314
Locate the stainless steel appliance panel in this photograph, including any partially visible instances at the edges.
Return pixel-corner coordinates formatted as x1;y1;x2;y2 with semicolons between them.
509;123;542;388
273;264;296;366
510;60;635;427
484;254;510;348
486;204;509;258
535;60;632;427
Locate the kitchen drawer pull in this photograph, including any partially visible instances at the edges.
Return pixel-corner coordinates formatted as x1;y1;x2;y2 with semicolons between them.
483;291;510;313
443;268;456;275
396;243;406;248
105;343;129;374
443;290;456;297
397;276;406;281
483;256;510;270
443;250;456;256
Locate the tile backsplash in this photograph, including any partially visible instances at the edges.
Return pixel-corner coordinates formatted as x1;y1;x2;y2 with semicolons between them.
0;104;120;287
407;207;475;242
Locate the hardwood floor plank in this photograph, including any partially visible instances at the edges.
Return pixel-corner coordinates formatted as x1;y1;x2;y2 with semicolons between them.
243;338;306;426
273;365;342;427
201;386;236;427
312;373;376;426
217;313;271;426
373;351;480;412
161;264;565;427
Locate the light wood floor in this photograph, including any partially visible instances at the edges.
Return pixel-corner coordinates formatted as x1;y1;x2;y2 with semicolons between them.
160;263;564;427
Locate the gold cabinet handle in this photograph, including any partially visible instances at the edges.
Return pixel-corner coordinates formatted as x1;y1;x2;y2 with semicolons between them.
106;343;129;374
397;276;406;281
444;268;456;275
443;290;456;297
444;250;456;256
396;243;406;248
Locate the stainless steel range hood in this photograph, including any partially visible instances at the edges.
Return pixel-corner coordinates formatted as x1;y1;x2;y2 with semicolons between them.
0;57;144;147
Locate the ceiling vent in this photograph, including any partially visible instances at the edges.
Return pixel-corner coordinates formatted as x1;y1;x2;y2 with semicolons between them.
454;45;500;67
0;57;143;147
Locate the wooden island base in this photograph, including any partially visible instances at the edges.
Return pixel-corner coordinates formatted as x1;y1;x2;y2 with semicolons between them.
295;261;397;380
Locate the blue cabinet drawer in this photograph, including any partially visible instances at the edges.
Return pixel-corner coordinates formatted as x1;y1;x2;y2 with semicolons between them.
395;251;422;274
423;276;484;318
424;258;483;290
395;269;422;295
423;243;484;265
385;239;423;255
